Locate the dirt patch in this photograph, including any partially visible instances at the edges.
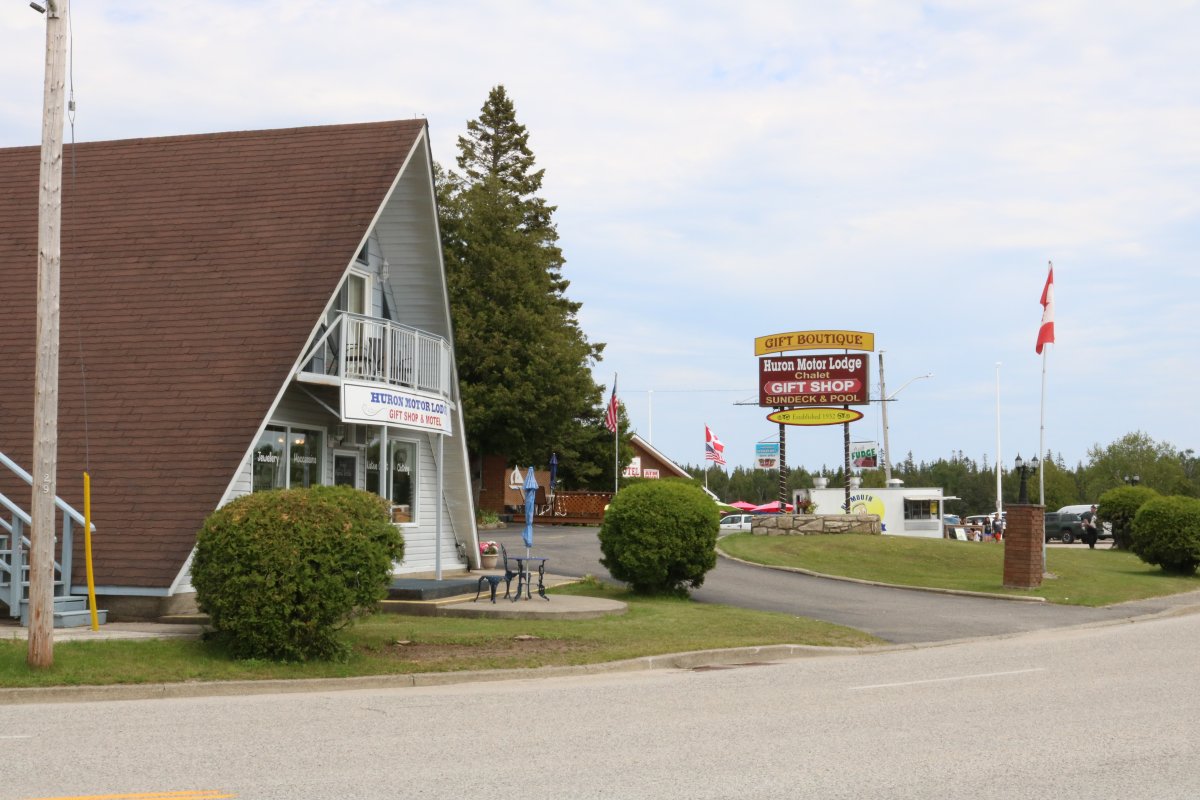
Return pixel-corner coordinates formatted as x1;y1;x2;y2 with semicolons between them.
362;637;594;667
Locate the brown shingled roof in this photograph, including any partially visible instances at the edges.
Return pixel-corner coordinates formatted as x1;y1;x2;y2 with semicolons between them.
0;120;426;589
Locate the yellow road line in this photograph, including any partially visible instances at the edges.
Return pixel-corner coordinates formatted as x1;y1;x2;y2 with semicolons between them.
25;791;236;800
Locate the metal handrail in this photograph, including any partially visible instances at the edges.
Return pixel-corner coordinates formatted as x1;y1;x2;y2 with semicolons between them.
0;452;85;618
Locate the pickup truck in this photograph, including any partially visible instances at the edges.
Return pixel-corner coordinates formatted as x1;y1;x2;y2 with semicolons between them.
1044;507;1111;544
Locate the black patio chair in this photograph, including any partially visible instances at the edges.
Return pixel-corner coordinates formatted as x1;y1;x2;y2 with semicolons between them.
473;542;519;604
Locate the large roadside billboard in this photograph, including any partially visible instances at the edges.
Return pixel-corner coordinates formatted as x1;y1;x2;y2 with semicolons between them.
758;352;870;406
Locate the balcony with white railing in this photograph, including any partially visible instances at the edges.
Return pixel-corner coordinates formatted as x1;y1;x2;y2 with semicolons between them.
297;313;453;401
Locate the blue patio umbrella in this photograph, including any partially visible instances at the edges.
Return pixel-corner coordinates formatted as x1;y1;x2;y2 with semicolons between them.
522;466;538;553
548;452;558;493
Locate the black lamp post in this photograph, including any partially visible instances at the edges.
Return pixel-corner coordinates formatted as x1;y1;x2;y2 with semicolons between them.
1123;474;1141;486
1015;453;1040;504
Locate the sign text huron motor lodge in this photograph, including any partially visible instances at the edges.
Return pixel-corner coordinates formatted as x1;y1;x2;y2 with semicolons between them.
758;353;870;407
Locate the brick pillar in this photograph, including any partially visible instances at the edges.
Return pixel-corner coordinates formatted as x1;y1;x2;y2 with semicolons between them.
1003;504;1045;589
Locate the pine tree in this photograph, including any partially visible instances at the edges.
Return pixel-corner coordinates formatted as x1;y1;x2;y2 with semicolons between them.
439;86;606;475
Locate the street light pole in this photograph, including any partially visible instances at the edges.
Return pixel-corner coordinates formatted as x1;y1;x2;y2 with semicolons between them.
878;351;932;484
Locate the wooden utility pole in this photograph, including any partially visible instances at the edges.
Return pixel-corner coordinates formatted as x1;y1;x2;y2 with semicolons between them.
29;0;69;669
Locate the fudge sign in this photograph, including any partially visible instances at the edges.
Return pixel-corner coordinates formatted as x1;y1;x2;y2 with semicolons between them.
759;353;870;406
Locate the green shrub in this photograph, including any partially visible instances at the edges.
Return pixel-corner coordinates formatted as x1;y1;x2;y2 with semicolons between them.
1098;485;1160;550
192;485;404;661
598;479;718;596
1130;495;1200;575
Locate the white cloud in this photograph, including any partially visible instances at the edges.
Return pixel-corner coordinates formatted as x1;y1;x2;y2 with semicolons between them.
3;0;1198;474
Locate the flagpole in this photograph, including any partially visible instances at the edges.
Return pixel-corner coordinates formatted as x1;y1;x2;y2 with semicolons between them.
612;373;618;495
1039;347;1047;505
1038;260;1053;508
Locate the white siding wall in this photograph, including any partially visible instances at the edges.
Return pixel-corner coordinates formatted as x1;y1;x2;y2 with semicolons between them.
373;138;477;558
217;387;468;576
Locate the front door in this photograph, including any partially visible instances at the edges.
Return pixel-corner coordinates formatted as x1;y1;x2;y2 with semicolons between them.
333;451;359;489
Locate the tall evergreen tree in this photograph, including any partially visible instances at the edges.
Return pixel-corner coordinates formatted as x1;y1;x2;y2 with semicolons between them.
438;86;606;474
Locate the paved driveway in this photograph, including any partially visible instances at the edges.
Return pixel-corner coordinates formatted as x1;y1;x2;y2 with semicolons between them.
492;524;1200;644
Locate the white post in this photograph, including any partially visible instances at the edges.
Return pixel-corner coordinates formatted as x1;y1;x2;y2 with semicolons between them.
29;0;69;669
435;433;444;580
879;351;891;484
995;362;1003;516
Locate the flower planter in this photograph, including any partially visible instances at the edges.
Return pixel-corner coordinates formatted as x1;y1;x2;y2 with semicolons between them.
479;553;499;569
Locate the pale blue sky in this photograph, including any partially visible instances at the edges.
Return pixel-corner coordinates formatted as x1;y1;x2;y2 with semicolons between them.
3;2;1197;474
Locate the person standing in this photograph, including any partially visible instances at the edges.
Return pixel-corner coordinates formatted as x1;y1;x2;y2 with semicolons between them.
992;512;1005;542
1081;505;1099;549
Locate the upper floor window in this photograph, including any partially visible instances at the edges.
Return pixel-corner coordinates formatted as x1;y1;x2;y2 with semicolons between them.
336;270;369;316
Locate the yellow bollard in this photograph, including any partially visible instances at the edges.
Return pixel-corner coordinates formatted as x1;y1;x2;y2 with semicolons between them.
84;472;98;630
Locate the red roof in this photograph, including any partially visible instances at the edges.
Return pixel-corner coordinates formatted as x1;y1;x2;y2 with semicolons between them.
0;121;426;589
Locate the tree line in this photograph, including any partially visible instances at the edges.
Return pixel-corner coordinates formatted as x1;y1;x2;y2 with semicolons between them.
684;431;1198;516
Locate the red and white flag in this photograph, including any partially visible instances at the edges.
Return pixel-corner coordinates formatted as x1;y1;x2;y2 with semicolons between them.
604;376;619;433
705;425;726;465
1036;264;1055;355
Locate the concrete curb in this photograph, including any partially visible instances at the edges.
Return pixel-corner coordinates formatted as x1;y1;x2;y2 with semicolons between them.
715;545;1048;602
0;643;879;706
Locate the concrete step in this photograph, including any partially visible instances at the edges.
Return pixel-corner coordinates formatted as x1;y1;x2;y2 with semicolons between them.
19;595;108;628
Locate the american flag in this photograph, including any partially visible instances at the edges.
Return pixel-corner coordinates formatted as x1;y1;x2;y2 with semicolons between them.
705;425;726;465
604;376;619;433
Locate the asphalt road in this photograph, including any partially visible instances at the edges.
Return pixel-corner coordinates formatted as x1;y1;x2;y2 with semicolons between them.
11;610;1200;799
494;524;1200;643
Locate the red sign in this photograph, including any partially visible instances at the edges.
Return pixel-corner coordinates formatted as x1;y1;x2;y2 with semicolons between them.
758;353;870;406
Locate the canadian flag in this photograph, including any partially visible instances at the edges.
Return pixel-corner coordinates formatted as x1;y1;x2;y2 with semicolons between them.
1036;265;1055;355
705;425;726;465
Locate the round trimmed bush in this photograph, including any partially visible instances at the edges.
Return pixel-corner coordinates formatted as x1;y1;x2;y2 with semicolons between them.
192;485;403;661
1097;485;1160;551
1130;495;1200;575
598;479;718;596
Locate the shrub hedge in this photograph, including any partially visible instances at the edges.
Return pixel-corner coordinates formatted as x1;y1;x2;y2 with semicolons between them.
192;485;404;661
1130;495;1200;575
598;479;718;596
1098;485;1160;551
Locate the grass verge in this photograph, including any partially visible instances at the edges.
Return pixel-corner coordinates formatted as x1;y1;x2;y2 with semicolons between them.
0;579;881;689
719;533;1200;606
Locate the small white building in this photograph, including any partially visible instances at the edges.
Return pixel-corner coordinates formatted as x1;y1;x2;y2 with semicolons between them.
797;479;948;538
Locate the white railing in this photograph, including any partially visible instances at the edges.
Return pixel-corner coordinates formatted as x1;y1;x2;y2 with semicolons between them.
301;313;452;398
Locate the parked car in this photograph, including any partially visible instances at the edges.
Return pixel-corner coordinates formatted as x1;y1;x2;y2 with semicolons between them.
943;514;961;526
718;513;755;534
964;512;1005;528
1045;505;1112;544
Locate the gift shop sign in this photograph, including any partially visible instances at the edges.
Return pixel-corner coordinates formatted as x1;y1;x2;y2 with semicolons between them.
341;382;452;435
755;330;875;355
759;353;869;406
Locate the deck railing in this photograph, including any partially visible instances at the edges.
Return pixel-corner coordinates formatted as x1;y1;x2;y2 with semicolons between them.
300;313;452;399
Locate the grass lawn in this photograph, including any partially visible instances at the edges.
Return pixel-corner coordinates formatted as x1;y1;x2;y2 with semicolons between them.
719;533;1200;606
0;579;881;689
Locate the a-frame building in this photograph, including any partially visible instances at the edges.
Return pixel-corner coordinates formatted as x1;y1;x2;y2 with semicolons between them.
0;120;479;622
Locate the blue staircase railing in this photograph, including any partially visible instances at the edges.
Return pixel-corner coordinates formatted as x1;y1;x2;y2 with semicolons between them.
0;450;102;626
